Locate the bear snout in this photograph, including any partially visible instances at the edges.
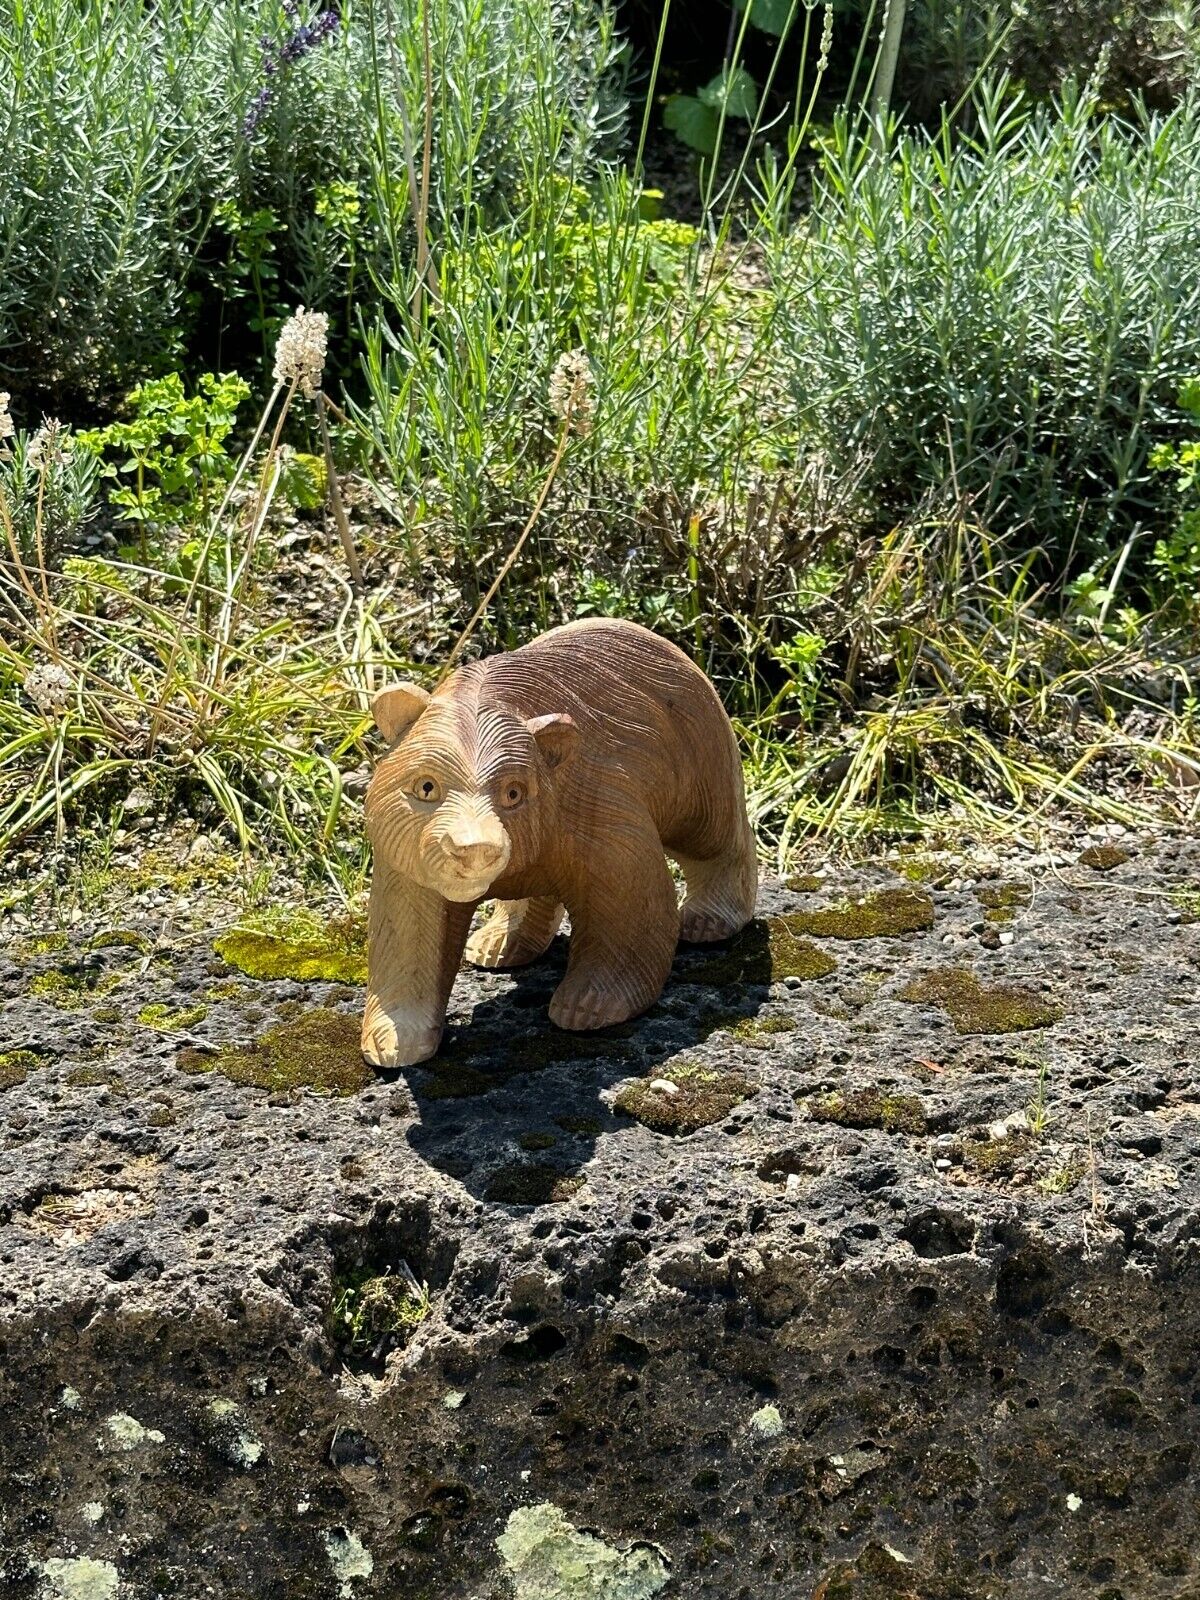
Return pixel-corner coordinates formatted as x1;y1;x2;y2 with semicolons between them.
443;836;506;873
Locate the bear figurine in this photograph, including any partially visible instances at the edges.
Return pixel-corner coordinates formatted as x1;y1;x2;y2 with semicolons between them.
361;618;757;1067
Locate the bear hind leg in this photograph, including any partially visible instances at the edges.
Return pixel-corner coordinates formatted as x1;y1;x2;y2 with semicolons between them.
464;896;564;970
676;826;758;945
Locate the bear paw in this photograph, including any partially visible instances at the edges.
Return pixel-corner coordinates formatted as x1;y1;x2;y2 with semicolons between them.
361;1009;443;1068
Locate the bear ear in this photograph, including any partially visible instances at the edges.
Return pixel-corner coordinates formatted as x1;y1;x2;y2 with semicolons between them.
527;712;579;771
372;682;430;743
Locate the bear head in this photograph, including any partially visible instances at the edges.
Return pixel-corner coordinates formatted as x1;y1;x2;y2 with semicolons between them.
365;681;579;902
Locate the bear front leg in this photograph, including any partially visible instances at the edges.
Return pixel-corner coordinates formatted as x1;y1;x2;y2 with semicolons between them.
550;828;679;1032
362;857;474;1067
464;897;565;970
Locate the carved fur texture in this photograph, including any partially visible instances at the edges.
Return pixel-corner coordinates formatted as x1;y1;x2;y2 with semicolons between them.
362;618;757;1067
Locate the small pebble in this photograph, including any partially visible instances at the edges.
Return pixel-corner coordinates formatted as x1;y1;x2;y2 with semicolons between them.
998;930;1015;946
648;1078;679;1096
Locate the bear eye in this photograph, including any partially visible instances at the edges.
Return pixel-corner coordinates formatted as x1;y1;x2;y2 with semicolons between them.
411;775;442;804
500;780;526;810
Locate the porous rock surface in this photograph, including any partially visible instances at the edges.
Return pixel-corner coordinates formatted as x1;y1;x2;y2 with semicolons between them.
2;842;1200;1599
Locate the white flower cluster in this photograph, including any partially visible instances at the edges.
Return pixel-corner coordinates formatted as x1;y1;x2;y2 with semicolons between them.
24;662;76;715
0;392;13;443
273;306;329;399
27;417;68;470
817;2;834;74
548;348;594;438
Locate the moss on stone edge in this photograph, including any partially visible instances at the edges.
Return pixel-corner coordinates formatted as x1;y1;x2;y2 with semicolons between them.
730;1014;797;1050
615;1061;756;1135
138;1003;208;1031
30;967;121;1010
1078;845;1132;872
177;1008;370;1096
899;968;1062;1035
485;1162;585;1205
87;929;150;953
330;1267;431;1354
961;1131;1036;1178
805;1089;926;1134
787;887;934;941
212;908;367;984
0;1049;42;1090
519;1131;558;1151
975;882;1032;924
66;1065;124;1089
785;872;822;893
555;1114;603;1136
686;916;838;987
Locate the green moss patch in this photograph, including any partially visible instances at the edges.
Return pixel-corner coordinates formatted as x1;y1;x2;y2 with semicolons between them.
138;1003;207;1031
205;979;244;1001
87;929;149;953
785;872;822;893
30;966;121;1011
686;916;838;986
486;1161;585;1204
519;1131;558;1151
67;1065;122;1088
330;1267;431;1355
212;908;367;984
1078;845;1132;872
975;882;1032;924
22;932;69;958
805;1089;926;1134
614;1061;756;1135
555;1114;603;1136
0;1049;42;1090
961;1132;1036;1179
730;1014;797;1049
787;887;934;940
177;1009;371;1096
900;968;1062;1034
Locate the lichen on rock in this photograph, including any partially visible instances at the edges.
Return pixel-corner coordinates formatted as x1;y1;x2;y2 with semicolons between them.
496;1502;669;1600
41;1556;120;1600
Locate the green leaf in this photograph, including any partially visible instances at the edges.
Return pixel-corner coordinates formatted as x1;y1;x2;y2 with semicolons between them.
734;0;797;36
663;95;721;155
698;66;760;122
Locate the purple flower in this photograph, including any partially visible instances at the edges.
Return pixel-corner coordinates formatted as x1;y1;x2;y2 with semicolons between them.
241;3;340;139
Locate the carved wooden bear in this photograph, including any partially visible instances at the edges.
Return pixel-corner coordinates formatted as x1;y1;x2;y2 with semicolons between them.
361;618;757;1067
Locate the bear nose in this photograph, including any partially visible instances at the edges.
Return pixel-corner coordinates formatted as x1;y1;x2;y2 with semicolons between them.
444;838;504;873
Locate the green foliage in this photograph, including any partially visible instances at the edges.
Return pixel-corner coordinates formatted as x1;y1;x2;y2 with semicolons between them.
665;67;761;155
0;424;98;563
77;372;251;533
0;0;626;405
1149;380;1200;608
733;0;800;38
360;173;768;605
770;85;1200;570
895;0;1200;116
